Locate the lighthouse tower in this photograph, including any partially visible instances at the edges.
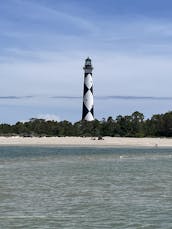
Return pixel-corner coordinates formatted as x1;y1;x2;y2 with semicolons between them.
82;57;94;121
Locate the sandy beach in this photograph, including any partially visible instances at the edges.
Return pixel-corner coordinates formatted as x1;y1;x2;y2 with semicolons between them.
0;136;172;147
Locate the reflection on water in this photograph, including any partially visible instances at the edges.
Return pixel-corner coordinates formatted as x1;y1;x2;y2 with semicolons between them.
0;147;172;228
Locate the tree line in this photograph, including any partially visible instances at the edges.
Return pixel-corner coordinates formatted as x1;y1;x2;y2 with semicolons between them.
0;111;172;137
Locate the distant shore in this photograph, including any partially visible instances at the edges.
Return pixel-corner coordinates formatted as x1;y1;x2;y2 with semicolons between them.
0;136;172;147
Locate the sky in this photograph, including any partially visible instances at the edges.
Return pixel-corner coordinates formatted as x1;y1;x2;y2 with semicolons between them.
1;0;172;123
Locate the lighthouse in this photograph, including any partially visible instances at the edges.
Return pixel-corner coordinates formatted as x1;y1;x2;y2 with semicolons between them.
82;57;94;121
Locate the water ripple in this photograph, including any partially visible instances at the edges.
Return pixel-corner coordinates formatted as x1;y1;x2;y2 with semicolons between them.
0;147;172;228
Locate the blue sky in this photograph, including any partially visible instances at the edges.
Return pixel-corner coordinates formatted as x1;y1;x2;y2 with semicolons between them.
1;0;172;123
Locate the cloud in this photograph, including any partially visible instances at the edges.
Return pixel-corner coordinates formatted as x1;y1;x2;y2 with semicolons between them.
51;96;81;99
1;51;172;98
2;0;172;57
0;96;33;99
95;96;172;100
36;114;60;121
0;0;97;40
1;94;172;101
1;0;172;123
51;95;172;101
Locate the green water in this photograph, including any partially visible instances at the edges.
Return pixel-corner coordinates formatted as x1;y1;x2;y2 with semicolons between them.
0;147;172;228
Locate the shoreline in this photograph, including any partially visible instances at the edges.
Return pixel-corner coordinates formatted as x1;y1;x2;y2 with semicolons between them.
1;136;172;148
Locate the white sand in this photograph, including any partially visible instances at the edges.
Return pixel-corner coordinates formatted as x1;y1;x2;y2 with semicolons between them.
0;136;172;147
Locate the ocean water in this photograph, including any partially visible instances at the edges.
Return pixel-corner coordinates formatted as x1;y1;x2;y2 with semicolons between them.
0;146;172;229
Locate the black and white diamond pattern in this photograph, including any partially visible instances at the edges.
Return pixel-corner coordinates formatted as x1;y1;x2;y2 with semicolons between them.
82;73;94;121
